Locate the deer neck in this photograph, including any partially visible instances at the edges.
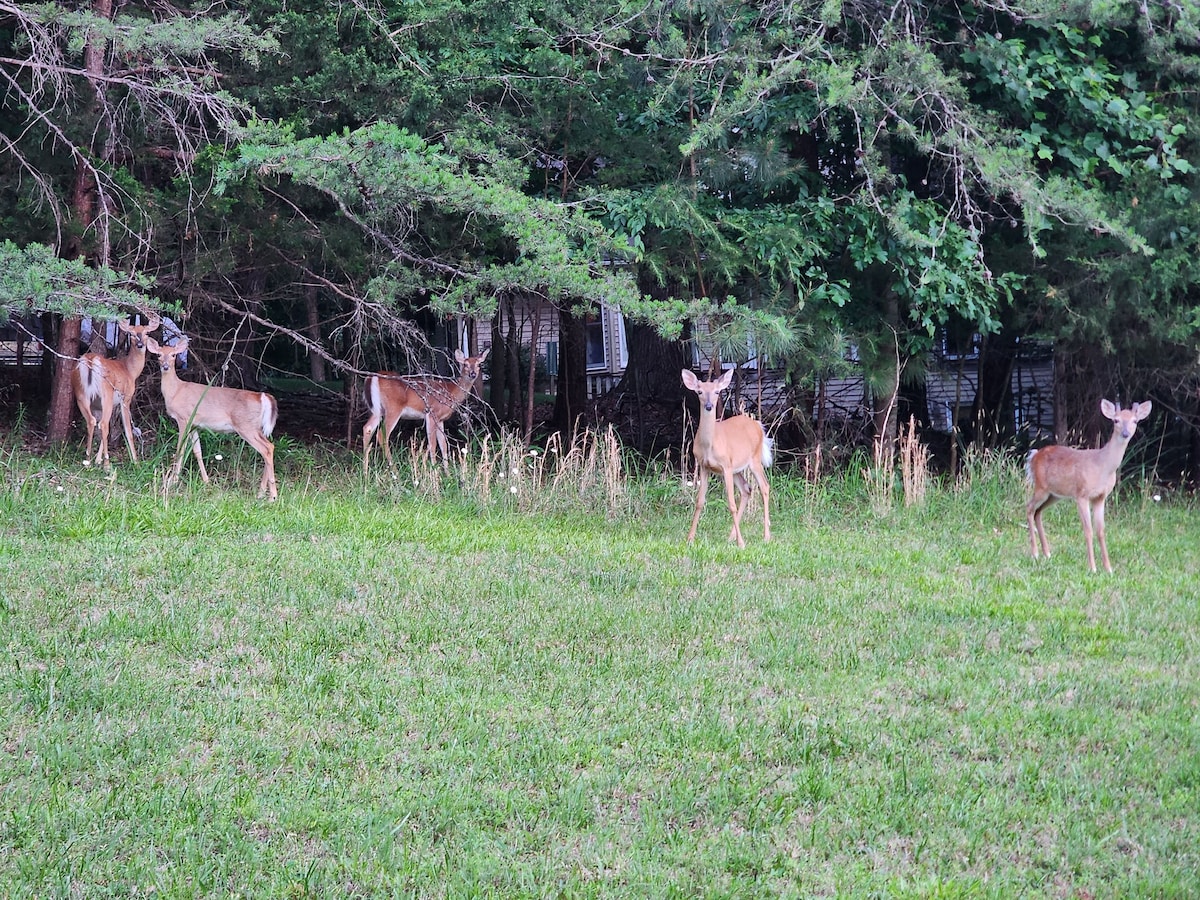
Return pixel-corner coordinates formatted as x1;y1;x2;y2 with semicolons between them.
121;342;148;379
694;403;720;453
451;369;474;400
1097;423;1131;469
158;359;184;402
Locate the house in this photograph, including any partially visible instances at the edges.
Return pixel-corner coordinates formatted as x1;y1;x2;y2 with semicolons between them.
468;298;628;398
690;326;1057;439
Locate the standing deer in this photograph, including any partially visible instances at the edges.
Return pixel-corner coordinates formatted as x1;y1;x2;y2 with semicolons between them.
72;316;161;467
1026;398;1152;573
682;368;772;547
145;337;279;501
362;348;488;473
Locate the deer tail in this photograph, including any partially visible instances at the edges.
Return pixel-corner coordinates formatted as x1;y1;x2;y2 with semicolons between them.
261;394;278;439
1024;448;1038;484
77;357;104;402
761;426;774;469
364;375;382;418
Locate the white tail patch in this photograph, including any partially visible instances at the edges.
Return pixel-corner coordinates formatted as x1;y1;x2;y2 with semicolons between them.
78;357;105;402
364;376;382;418
261;395;278;439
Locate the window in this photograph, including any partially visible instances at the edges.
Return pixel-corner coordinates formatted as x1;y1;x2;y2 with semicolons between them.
585;305;627;372
585;312;606;370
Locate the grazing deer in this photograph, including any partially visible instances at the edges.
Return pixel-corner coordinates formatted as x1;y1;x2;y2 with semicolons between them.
72;316;161;467
362;348;488;473
1026;398;1152;573
682;368;772;547
145;337;279;501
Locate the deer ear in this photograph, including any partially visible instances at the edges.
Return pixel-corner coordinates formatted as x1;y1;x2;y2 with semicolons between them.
144;336;160;353
1134;401;1153;421
715;368;735;390
455;349;466;364
681;370;699;391
1100;399;1117;419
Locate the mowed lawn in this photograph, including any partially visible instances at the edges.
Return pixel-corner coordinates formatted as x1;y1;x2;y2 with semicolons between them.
1;444;1197;898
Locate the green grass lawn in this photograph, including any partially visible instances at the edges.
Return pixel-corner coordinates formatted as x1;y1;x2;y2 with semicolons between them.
1;439;1197;898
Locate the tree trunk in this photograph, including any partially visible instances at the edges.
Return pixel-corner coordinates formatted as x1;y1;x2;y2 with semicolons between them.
550;305;587;440
524;302;542;442
489;312;508;415
505;297;521;423
45;317;81;445
305;283;327;382
973;329;1018;447
598;319;690;458
871;289;901;452
47;0;115;445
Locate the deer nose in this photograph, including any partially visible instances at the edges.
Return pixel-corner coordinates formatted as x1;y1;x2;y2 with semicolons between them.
704;400;713;411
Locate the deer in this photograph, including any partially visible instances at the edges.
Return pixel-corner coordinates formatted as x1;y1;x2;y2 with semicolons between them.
362;347;488;473
1026;398;1152;573
681;368;773;548
71;316;161;468
145;336;279;501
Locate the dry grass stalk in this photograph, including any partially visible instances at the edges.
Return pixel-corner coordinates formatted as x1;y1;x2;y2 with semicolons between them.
458;426;626;517
865;433;896;517
407;438;445;502
899;415;930;507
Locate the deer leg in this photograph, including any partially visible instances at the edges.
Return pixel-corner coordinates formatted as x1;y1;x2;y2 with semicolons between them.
1092;497;1112;574
381;410;402;468
1028;494;1053;559
1075;496;1097;573
722;469;745;548
82;405;99;464
96;389;115;468
246;432;277;501
74;383;98;463
423;414;440;464
752;460;771;543
116;393;138;463
433;418;451;470
729;472;751;543
362;410;381;474
686;470;709;544
176;429;210;484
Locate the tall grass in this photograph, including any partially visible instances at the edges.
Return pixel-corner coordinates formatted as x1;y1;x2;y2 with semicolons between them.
1;432;1197;898
367;425;642;519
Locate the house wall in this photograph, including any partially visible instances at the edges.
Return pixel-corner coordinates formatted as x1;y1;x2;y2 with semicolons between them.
682;342;1056;437
474;300;627;398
